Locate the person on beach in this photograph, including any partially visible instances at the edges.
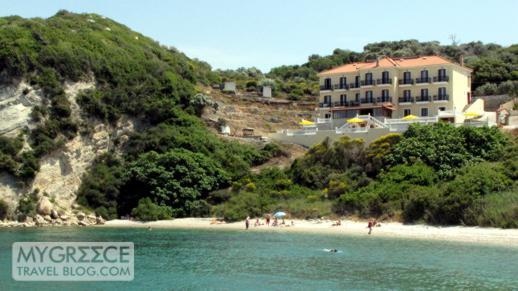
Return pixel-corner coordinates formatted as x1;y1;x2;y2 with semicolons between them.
266;216;270;226
245;216;250;230
254;218;260;227
367;220;373;235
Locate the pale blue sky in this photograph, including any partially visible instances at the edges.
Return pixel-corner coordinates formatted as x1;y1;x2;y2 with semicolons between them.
2;0;518;71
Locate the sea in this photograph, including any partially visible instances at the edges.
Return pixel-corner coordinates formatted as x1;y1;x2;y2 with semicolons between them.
1;227;517;290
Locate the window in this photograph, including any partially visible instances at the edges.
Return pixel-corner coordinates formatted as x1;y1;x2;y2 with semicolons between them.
365;91;373;100
355;76;360;86
421;108;428;117
438;68;447;81
404;109;411;116
382;89;389;97
355;93;360;101
438;87;446;97
403;90;411;98
403;72;411;82
382;71;389;83
324;78;331;89
438;107;446;111
324;113;331;119
420;70;429;79
339;77;347;88
324;95;331;105
421;88;428;97
340;94;347;105
365;73;373;85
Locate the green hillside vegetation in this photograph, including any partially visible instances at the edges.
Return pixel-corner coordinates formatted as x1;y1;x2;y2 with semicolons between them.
0;11;280;219
215;124;518;228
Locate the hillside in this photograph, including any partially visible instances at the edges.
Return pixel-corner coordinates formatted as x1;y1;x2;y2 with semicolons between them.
0;11;281;223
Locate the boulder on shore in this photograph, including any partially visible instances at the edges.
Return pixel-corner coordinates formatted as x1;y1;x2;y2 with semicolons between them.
96;216;105;225
50;209;59;219
76;212;85;221
34;215;46;226
37;197;53;216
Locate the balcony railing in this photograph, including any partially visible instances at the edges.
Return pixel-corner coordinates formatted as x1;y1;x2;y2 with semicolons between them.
398;97;414;103
334;83;349;90
415;96;431;102
360;98;375;104
320;85;332;90
433;76;449;82
376;79;392;85
398;79;414;85
433;95;449;101
377;96;392;103
349;83;360;89
319;102;332;108
415;77;431;84
360;80;374;86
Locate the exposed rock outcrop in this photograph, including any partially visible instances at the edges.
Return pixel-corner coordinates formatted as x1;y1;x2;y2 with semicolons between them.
37;196;53;216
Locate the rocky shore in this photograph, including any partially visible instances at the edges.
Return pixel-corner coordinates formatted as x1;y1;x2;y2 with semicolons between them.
0;196;105;228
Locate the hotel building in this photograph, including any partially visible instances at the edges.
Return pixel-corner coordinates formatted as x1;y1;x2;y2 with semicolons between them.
317;56;472;122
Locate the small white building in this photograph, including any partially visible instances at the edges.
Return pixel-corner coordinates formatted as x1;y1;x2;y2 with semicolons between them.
220;125;231;135
221;82;236;93
262;86;272;98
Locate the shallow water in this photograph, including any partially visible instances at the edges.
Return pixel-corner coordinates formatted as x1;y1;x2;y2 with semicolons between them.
1;227;517;290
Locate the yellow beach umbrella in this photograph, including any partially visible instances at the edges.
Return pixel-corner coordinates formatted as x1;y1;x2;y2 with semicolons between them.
402;114;418;120
299;119;315;126
347;117;365;123
463;112;481;118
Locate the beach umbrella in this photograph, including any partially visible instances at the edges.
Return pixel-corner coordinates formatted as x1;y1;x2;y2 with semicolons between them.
273;211;287;218
402;114;418;120
299;119;315;126
463;112;481;118
347;117;365;123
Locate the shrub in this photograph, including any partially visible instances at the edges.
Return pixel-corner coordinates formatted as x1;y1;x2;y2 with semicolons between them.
131;198;173;221
16;190;39;219
463;190;518;228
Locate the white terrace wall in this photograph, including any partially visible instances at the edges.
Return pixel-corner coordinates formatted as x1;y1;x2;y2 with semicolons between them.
269;128;393;147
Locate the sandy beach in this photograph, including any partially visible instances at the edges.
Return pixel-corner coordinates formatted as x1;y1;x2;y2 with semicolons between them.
101;218;518;247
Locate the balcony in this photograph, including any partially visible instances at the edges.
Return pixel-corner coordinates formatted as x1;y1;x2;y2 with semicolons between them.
376;79;392;85
398;97;414;104
320;85;333;91
349;83;360;89
333;83;349;90
433;76;449;83
319;102;332;108
377;96;392;103
360;98;375;104
415;96;431;103
433;95;449;102
398;79;414;85
360;80;374;87
415;77;431;84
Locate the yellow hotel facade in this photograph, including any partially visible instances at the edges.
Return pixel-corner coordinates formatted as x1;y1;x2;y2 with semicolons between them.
317;56;472;122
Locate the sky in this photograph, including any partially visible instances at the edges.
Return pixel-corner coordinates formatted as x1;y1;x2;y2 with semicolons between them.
2;0;518;72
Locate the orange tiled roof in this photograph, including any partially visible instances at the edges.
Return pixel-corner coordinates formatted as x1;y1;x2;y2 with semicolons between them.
318;56;469;76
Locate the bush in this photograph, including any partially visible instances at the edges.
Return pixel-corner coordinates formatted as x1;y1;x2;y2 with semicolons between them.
463;190;518;228
131;198;173;221
16;190;39;219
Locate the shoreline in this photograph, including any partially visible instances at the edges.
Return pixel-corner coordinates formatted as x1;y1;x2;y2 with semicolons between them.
3;217;518;247
99;218;518;247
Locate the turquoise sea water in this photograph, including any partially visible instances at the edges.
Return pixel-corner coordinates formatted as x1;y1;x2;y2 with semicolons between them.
1;227;518;290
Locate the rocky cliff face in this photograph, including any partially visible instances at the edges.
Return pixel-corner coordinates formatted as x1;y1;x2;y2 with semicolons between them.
0;80;137;221
0;81;42;137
